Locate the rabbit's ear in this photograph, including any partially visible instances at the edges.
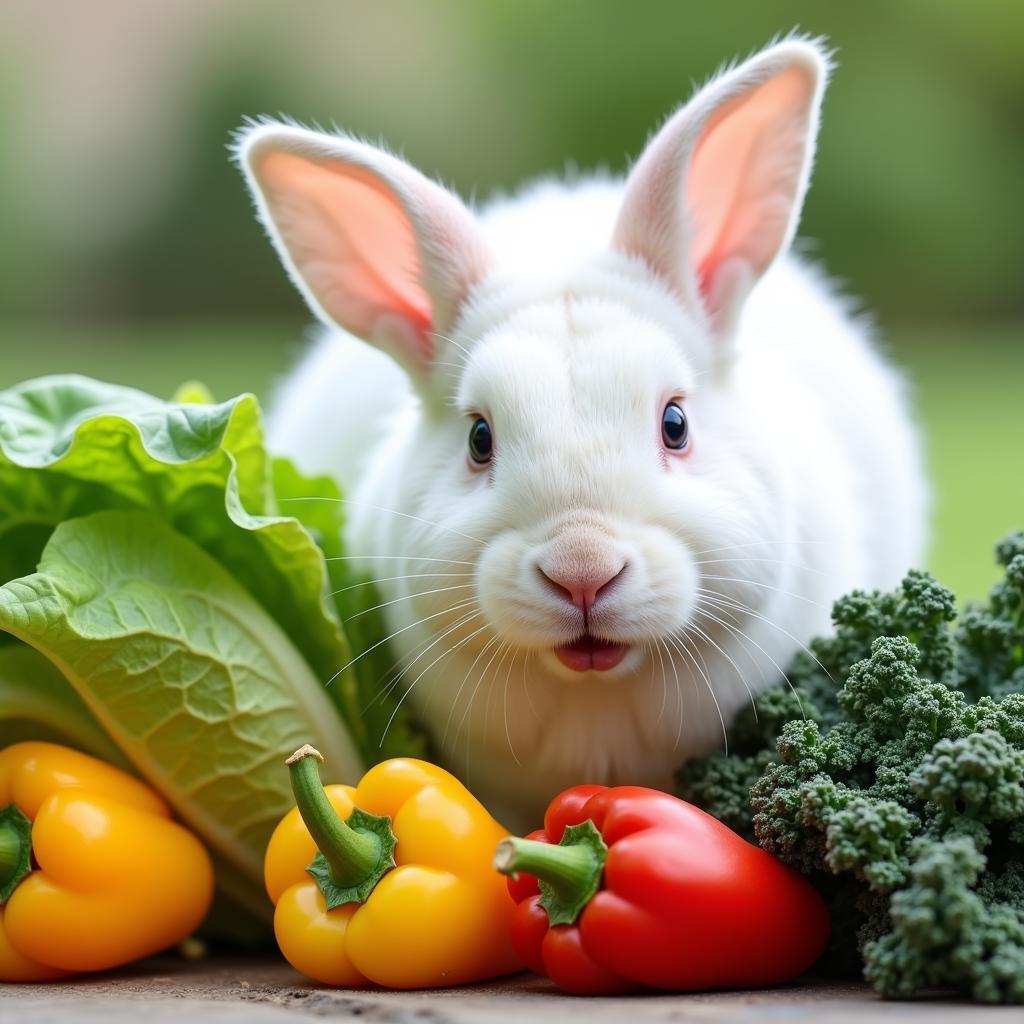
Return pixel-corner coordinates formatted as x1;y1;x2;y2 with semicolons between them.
613;39;829;339
237;123;490;387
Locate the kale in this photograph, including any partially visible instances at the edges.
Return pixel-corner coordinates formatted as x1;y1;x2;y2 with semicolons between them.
676;532;1024;1002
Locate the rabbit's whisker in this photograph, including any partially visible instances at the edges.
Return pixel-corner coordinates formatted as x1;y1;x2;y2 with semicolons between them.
691;556;826;577
427;330;474;364
691;600;807;721
359;599;479;708
694;588;834;683
378;615;490;750
682;617;759;722
522;649;540;723
690;539;829;558
478;640;516;756
657;636;686;751
664;631;727;755
364;608;483;715
460;638;511;784
691;599;770;688
281;496;483;545
326;555;476;566
330;572;474;597
501;645;523;767
343;583;477;623
442;632;503;752
324;598;478;686
697;574;824;607
652;636;669;725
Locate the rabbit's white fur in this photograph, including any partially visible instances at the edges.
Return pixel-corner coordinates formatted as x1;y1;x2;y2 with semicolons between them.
239;39;926;828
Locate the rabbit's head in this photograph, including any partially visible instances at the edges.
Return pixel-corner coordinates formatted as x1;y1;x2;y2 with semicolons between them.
237;40;829;764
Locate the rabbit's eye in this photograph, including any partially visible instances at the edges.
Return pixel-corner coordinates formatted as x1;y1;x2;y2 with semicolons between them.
468;417;493;464
661;402;689;450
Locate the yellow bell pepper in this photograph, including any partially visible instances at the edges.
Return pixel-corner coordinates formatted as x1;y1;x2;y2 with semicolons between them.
0;741;214;981
264;745;520;988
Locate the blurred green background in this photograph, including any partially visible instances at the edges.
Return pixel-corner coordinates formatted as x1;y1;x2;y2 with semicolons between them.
0;1;1020;599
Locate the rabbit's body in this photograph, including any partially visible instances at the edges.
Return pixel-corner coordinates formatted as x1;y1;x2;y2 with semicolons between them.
270;182;924;822
242;39;926;827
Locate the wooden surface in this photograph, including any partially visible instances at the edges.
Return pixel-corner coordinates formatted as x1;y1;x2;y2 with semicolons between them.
1;956;1014;1023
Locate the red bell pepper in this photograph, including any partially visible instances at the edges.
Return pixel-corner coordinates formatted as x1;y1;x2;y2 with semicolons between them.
494;784;828;994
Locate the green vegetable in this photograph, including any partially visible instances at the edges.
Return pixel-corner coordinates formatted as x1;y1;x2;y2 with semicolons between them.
677;534;1024;1002
0;374;426;934
0;644;126;764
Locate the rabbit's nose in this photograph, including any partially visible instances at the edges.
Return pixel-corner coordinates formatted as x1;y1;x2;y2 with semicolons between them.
536;561;626;611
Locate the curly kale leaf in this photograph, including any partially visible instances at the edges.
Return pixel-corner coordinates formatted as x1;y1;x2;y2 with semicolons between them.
677;532;1024;1003
863;837;1024;1003
955;538;1024;700
825;797;919;892
910;730;1024;823
789;571;958;707
675;749;769;839
839;636;924;732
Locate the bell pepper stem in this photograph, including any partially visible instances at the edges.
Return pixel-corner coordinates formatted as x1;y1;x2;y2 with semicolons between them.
0;804;32;904
285;745;397;910
494;819;608;926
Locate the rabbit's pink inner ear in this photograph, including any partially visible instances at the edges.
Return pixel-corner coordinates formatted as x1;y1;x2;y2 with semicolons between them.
689;66;818;312
256;150;435;365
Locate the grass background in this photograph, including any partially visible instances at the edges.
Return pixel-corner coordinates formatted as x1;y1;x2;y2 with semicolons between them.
1;320;1020;603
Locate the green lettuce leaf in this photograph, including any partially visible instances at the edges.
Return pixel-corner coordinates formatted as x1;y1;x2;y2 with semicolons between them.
0;510;363;891
271;458;428;762
0;643;127;764
0;374;424;763
0;375;338;680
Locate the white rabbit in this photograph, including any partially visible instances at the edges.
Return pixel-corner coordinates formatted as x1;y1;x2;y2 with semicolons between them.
237;37;926;828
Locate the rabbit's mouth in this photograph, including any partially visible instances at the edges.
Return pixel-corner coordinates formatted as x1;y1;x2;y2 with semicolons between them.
554;634;629;673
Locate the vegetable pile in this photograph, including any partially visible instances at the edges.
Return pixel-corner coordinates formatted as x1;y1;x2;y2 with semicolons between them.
0;375;424;936
677;535;1024;1003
